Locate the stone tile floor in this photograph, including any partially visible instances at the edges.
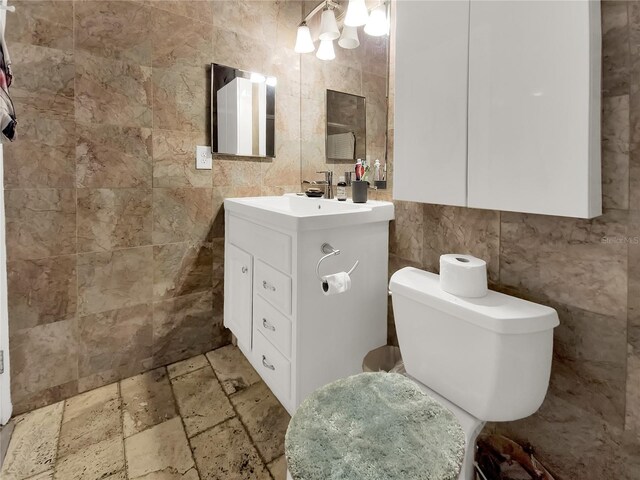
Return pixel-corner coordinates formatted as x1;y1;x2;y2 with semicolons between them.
1;345;291;480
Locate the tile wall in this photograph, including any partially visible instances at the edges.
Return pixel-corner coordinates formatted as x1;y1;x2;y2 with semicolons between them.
4;0;303;414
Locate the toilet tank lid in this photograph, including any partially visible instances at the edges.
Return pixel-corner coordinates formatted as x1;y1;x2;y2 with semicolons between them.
389;268;559;334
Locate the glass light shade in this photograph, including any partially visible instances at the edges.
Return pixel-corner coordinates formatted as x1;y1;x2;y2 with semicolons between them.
294;24;315;53
319;8;340;40
364;5;388;36
338;25;360;49
344;0;369;27
266;76;277;87
316;39;336;60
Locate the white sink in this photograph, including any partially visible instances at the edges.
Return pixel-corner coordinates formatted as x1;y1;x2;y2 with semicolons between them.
224;194;394;230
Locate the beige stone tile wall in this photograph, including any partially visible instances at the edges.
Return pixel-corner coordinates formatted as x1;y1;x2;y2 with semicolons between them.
385;1;640;478
4;0;303;414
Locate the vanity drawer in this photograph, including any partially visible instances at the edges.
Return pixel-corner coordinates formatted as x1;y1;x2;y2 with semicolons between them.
254;295;292;359
228;214;292;274
254;330;291;400
254;260;291;315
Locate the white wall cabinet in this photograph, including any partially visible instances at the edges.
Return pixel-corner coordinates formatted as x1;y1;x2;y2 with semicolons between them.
394;0;470;207
394;0;602;219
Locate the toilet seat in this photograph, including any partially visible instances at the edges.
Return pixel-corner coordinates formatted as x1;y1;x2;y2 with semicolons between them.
285;372;465;480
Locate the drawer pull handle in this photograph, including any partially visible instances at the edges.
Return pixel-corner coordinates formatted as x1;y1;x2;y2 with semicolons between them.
262;318;276;331
241;266;248;274
262;280;276;292
262;355;275;371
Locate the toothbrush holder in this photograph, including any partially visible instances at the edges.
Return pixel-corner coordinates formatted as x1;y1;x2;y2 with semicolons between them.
352;180;368;203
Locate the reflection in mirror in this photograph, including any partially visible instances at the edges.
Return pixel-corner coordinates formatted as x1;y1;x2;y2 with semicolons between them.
299;29;389;193
326;90;366;162
211;63;276;157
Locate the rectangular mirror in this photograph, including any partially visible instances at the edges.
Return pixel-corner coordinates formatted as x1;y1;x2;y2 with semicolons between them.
211;63;276;158
326;89;366;162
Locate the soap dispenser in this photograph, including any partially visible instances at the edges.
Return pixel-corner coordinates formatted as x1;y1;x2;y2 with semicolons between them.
337;176;347;201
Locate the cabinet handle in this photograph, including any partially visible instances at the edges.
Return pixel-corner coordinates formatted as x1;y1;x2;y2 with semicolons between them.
262;318;276;332
262;355;275;371
262;280;276;292
241;266;248;274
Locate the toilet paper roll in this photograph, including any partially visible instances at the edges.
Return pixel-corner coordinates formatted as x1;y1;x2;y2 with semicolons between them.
321;271;352;295
439;254;488;298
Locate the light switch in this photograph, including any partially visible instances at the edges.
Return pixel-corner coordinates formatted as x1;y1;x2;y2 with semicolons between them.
196;145;212;170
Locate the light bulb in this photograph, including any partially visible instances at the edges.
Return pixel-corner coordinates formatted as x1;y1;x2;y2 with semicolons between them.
364;5;388;37
319;7;340;40
344;0;368;27
294;23;315;53
316;39;335;61
338;25;360;49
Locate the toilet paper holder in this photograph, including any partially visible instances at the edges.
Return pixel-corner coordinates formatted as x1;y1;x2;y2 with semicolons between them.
316;243;359;281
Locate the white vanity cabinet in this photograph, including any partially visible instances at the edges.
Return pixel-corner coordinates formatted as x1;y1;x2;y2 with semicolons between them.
224;244;253;348
223;195;394;414
394;0;601;219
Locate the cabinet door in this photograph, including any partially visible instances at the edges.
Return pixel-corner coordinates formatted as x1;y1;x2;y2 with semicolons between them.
224;244;253;349
467;0;601;218
393;0;470;206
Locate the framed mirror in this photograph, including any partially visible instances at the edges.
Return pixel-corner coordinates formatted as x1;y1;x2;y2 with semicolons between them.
326;89;366;162
211;63;276;158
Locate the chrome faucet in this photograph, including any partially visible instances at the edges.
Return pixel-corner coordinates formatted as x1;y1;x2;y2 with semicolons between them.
316;170;333;199
302;171;334;198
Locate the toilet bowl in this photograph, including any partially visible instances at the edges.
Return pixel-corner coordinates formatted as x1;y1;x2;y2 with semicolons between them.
285;267;559;480
411;379;485;480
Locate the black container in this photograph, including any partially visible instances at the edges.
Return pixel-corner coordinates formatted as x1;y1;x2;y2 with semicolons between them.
352;180;368;203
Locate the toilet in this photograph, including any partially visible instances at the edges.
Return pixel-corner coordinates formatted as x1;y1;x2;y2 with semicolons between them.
285;266;559;480
390;267;559;479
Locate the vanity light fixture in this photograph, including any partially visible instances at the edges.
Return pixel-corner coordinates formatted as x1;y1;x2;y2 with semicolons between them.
295;0;388;60
364;4;389;36
295;22;315;53
344;0;369;27
319;5;340;40
317;39;336;60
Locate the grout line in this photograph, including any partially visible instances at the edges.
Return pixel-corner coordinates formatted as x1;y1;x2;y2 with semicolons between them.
497;210;502;285
71;0;82;420
49;2;80;477
51;397;67;479
176;411;233;447
167;363;211;382
624;0;632;433
166;366;205;480
205;350;277;480
116;381;130;480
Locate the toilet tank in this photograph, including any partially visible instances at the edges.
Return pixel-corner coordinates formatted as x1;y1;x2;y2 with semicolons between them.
389;268;559;422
